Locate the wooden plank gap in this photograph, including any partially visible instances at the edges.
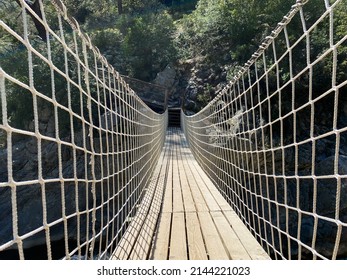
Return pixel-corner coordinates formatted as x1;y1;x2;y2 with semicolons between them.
197;211;229;260
210;211;252;260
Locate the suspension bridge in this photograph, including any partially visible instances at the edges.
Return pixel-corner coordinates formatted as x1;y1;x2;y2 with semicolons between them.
0;0;346;260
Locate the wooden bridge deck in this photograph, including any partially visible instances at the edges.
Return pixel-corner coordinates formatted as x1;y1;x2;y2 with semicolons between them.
112;128;270;260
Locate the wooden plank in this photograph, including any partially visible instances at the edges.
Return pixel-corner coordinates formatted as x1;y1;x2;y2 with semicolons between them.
197;212;229;260
112;136;168;260
181;144;221;212
190;168;221;212
112;181;159;260
150;212;172;260
208;188;232;211
130;212;156;259
162;139;173;213
190;160;231;211
181;157;209;212
148;128;271;261
172;134;184;213
111;211;146;259
185;178;209;212
177;145;196;213
210;211;251;260
179;172;196;212
169;213;187;260
223;210;271;260
186;212;208;260
130;147;170;259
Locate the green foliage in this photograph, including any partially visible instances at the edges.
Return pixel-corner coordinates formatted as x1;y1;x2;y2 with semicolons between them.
1;49;32;130
0;2;32;130
88;2;177;81
122;0;162;14
0;36;82;134
60;1;179;81
196;83;212;110
119;10;177;80
160;0;198;19
1;0;178;133
63;0;117;26
91;28;124;69
2;0;346;129
176;0;294;64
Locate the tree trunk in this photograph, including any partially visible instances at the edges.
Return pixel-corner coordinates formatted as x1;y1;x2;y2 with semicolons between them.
117;0;123;15
15;0;47;41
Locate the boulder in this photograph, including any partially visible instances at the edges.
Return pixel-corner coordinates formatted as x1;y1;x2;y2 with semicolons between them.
153;64;176;89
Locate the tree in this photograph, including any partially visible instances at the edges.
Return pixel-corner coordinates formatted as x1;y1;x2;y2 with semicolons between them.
88;1;177;80
175;0;297;65
120;9;177;80
117;0;123;14
0;1;85;133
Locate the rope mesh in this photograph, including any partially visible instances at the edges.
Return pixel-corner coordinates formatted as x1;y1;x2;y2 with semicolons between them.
2;0;347;261
0;0;167;260
182;0;347;260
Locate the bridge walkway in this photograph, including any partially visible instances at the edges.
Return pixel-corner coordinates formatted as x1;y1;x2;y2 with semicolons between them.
112;128;270;260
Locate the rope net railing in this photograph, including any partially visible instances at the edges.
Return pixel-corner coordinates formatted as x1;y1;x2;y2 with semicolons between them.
0;0;167;260
182;0;347;260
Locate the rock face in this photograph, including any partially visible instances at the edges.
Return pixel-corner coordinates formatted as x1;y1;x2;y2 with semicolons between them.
172;58;229;112
153;64;176;89
153;64;180;108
